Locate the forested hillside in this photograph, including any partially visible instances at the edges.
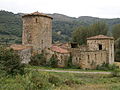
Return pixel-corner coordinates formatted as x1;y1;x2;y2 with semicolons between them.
1;10;120;44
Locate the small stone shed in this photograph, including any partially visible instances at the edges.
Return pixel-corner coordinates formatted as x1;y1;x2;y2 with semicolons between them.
10;44;32;64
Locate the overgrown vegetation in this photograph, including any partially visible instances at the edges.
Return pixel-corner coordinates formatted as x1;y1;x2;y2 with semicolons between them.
47;55;58;68
96;63;119;71
0;46;25;75
112;69;120;77
29;54;46;66
0;70;120;90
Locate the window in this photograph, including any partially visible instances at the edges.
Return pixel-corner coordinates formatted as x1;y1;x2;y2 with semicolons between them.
95;54;97;60
41;40;43;44
88;55;89;60
71;43;78;48
35;18;38;23
98;44;102;50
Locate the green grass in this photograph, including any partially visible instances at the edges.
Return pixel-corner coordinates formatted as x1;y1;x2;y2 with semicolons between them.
0;69;120;90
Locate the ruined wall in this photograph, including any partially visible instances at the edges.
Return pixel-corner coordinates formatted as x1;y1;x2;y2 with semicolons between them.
71;50;107;69
22;16;52;53
87;39;114;64
44;48;70;68
55;52;70;68
18;48;32;64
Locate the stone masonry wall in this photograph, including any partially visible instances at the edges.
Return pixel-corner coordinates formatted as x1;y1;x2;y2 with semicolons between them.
87;39;114;64
71;50;107;69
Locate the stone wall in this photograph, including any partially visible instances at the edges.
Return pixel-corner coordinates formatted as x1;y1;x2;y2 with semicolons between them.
44;48;70;68
87;39;114;64
18;48;32;64
71;50;107;69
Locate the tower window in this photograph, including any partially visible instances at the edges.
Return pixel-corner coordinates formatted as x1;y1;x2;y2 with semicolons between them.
98;44;102;50
88;55;89;60
35;18;38;23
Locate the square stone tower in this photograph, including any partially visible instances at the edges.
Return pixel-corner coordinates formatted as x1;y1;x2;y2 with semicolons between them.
22;12;53;53
87;35;114;64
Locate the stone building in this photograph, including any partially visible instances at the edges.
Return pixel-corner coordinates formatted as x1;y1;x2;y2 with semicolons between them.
71;35;114;69
22;12;53;54
10;12;115;69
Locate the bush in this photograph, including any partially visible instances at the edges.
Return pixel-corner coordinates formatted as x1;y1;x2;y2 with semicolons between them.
48;74;63;86
0;46;25;75
96;63;119;71
48;55;58;68
29;54;46;66
29;71;52;90
112;69;120;77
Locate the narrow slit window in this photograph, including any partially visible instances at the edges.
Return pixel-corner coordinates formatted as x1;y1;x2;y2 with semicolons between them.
36;18;38;23
88;55;89;60
99;44;102;50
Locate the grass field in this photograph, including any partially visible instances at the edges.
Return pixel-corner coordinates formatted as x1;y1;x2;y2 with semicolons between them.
0;69;120;90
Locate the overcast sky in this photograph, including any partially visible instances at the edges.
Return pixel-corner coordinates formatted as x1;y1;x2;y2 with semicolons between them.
0;0;120;18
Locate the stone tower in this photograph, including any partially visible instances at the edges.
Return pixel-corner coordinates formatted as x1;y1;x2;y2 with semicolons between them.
22;12;53;53
87;35;114;64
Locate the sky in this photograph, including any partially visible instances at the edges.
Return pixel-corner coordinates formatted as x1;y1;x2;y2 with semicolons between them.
0;0;120;18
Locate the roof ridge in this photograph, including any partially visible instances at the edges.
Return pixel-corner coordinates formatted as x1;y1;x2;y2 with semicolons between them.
22;12;53;19
87;35;114;40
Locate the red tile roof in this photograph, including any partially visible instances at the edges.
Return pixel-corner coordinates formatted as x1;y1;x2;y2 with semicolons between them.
51;45;69;54
10;44;32;51
87;35;114;40
22;11;53;19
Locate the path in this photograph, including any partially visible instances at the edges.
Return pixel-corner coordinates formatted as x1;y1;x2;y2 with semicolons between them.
33;69;112;74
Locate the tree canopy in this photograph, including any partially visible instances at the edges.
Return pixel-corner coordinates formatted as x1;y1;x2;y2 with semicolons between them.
72;22;108;45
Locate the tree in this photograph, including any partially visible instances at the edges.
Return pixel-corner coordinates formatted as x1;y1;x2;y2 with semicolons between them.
72;26;90;45
0;46;25;75
112;24;120;40
114;38;120;61
72;22;108;45
90;22;108;36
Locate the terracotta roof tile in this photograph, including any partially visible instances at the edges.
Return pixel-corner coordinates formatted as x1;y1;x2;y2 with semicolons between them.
10;44;32;51
87;35;114;40
22;11;53;19
51;45;69;54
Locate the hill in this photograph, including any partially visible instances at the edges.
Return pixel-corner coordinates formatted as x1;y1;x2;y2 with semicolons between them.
0;10;120;44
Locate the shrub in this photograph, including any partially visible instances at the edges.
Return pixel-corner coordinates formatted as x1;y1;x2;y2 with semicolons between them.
29;54;46;66
48;74;63;86
29;71;52;90
0;46;25;75
48;55;58;68
112;69;120;77
96;63;119;71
